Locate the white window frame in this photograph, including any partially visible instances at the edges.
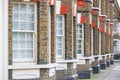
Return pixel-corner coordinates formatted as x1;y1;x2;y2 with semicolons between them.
12;2;37;63
76;24;84;59
56;15;65;60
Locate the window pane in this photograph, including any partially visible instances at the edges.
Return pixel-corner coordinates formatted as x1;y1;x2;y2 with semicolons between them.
57;37;62;42
27;50;33;58
78;45;81;48
20;13;26;20
80;30;82;33
20;4;26;11
27;33;33;40
12;33;17;40
57;49;62;55
20;22;26;30
77;50;81;54
57;16;62;22
57;29;63;35
13;12;19;20
57;23;62;28
13;3;19;11
77;40;81;44
27;22;34;30
56;43;62;48
13;50;18;58
19;33;25;40
27;41;33;48
27;13;34;21
19;50;25;58
19;41;25;48
28;5;34;12
12;40;18;48
13;21;19;30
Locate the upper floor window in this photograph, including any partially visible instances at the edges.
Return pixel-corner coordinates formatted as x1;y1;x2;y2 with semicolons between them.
56;15;65;60
12;3;37;62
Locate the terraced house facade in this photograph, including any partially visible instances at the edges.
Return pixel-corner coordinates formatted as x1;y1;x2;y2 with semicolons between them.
0;0;118;80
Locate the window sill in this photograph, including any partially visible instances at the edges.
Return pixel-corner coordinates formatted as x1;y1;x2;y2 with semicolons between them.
92;7;100;10
93;55;100;58
99;14;107;17
8;63;57;70
101;54;107;57
56;59;78;63
78;56;93;60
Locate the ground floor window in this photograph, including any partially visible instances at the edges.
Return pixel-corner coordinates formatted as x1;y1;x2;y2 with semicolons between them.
12;2;37;62
56;15;65;59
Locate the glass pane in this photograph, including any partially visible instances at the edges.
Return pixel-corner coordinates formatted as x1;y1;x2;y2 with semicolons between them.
56;43;62;48
27;33;33;40
77;50;81;54
13;12;19;20
57;49;62;55
13;3;19;11
80;25;82;28
20;22;26;30
13;50;18;58
27;22;34;30
56;37;62;42
20;4;26;11
19;41;25;48
27;13;34;21
19;50;25;58
57;23;62;28
27;41;33;48
13;21;19;30
12;40;17;48
20;13;26;20
78;35;82;38
28;5;34;12
27;50;33;58
12;33;17;40
77;40;81;44
57;29;63;35
80;30;82;33
19;33;25;40
57;16;62;22
76;30;78;33
78;45;81;48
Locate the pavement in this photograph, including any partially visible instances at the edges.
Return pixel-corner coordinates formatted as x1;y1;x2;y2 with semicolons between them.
104;63;120;80
79;60;120;80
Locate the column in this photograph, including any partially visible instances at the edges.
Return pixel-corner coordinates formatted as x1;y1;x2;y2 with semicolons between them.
56;0;78;80
77;0;93;79
91;8;100;73
99;15;107;69
0;0;8;80
38;0;56;80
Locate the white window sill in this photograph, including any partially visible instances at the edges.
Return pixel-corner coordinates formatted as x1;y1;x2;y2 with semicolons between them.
77;56;93;60
56;59;78;63
106;53;112;56
93;55;100;58
101;55;106;57
99;14;107;17
8;63;57;70
92;7;100;10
